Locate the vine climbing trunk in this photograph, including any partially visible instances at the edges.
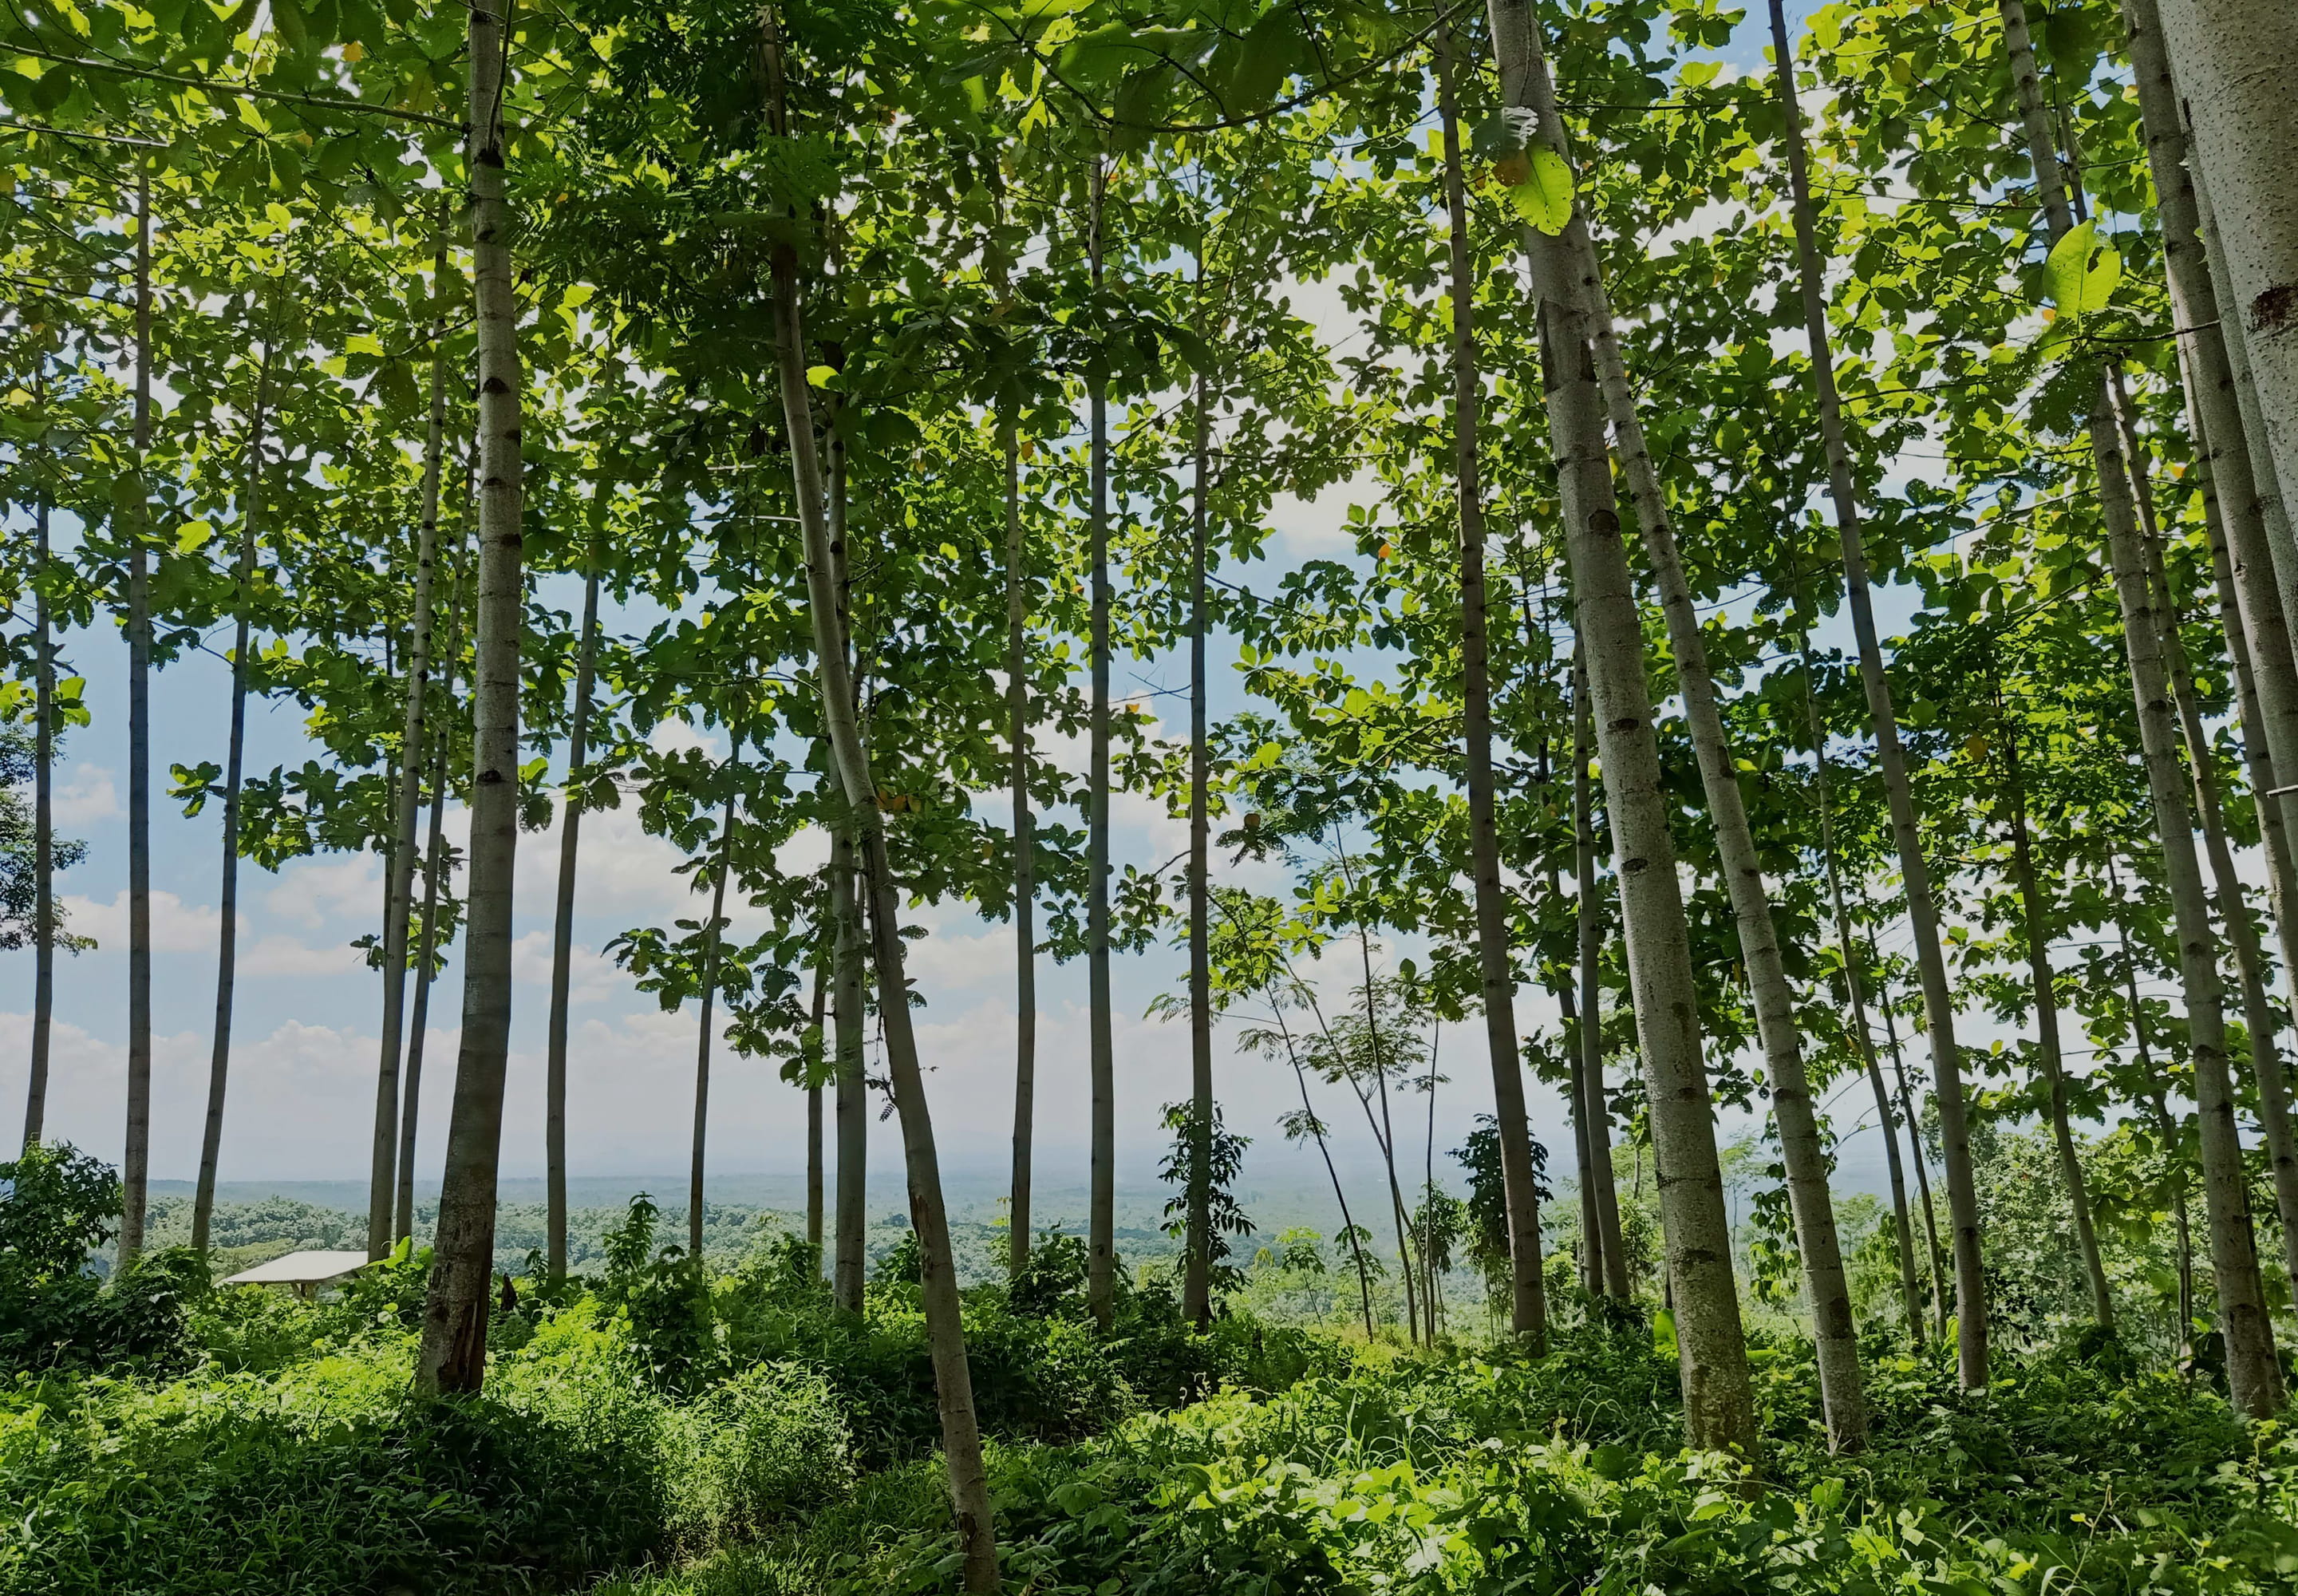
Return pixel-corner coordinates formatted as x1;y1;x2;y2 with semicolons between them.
1085;156;1116;1333
120;162;154;1270
1484;0;1751;1450
1774;0;1988;1389
1997;0;2280;1412
399;508;468;1245
2153;0;2298;506
194;317;278;1258
546;559;602;1282
760;10;997;1584
1436;16;1546;1347
1003;401;1036;1278
371;231;452;1262
1572;646;1629;1299
1183;338;1214;1329
1802;650;1925;1343
415;1;523;1395
689;759;740;1266
1997;720;2115;1331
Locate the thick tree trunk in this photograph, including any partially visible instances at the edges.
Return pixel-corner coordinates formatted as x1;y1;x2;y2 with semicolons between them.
1571;648;1630;1300
759;15;996;1582
1999;0;2281;1412
1485;0;1751;1448
414;6;523;1394
1802;650;1925;1342
1003;405;1036;1278
2134;442;2298;1308
22;486;53;1152
193;325;278;1256
371;243;452;1261
399;509;469;1245
120;164;155;1269
1576;25;1862;1438
2191;163;2298;610
1998;725;2115;1329
1435;19;1546;1346
689;763;740;1265
1183;350;1214;1329
2153;0;2298;509
1085;157;1117;1333
546;563;601;1282
1774;0;1988;1388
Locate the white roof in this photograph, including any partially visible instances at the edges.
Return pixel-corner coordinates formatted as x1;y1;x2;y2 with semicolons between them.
219;1249;376;1286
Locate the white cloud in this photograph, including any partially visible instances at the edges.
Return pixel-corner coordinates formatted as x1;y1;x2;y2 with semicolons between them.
243;933;365;978
60;888;221;953
264;855;383;930
509;929;621;1002
53;762;120;825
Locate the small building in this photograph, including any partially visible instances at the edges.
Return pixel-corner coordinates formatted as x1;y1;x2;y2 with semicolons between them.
218;1249;376;1300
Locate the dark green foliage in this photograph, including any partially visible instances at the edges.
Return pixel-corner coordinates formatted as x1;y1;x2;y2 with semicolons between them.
1157;1100;1255;1296
0;1143;199;1371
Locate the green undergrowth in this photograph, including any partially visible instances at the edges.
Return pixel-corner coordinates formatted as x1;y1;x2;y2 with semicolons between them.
614;1324;2298;1596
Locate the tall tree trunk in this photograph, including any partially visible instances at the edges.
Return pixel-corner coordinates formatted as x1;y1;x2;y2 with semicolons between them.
1003;400;1036;1278
1998;0;2281;1413
371;235;452;1261
1183;332;1214;1329
2153;0;2298;508
1484;0;1750;1448
1997;717;2115;1329
1555;906;1603;1296
689;756;740;1265
806;956;826;1262
399;504;470;1245
120;163;154;1269
1571;645;1630;1298
760;14;996;1582
546;560;602;1282
193;319;278;1257
1084;156;1117;1333
2189;161;2298;606
1772;0;1988;1389
414;5;523;1394
22;483;53;1151
1436;16;1547;1348
830;813;867;1313
2131;436;2298;1308
2115;892;2197;1357
1874;959;1949;1333
1802;650;1925;1342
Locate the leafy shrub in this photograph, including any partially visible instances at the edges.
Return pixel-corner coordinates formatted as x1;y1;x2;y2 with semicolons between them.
0;1143;197;1372
665;1362;855;1547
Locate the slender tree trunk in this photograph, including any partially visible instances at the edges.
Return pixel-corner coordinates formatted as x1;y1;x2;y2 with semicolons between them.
1572;649;1630;1302
1422;1019;1442;1341
22;484;53;1152
1771;0;1987;1389
1998;721;2116;1329
2153;0;2298;509
2117;894;2197;1358
1436;17;1547;1347
370;238;452;1261
120;163;154;1269
1874;960;1949;1334
193;322;278;1257
1003;401;1036;1278
830;813;867;1313
689;759;740;1265
806;957;826;1262
415;5;523;1394
760;16;995;1582
399;504;469;1245
1554;891;1604;1295
1265;987;1376;1338
2132;439;2298;1309
1084;156;1117;1333
1183;338;1214;1329
1484;0;1749;1446
546;561;601;1282
1802;651;1925;1343
1998;0;2281;1413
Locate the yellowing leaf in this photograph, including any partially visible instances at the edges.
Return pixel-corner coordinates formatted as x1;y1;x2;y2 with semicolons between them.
2039;219;2120;318
1507;147;1575;236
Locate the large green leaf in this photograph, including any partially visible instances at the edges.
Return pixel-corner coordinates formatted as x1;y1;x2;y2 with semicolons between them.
2039;219;2120;317
1507;147;1576;236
